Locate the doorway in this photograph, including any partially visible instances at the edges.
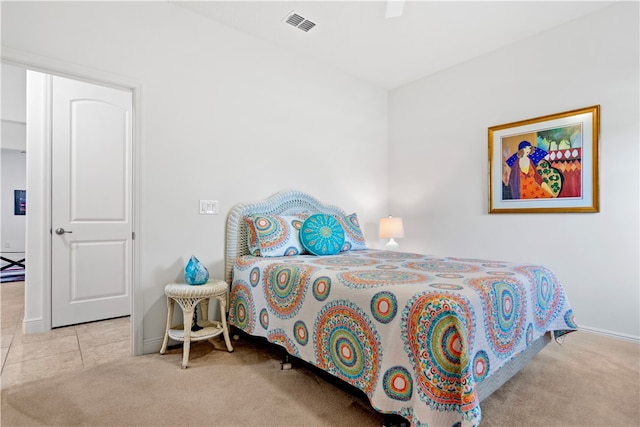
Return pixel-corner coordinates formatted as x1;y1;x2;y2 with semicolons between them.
0;64;27;283
2;57;140;355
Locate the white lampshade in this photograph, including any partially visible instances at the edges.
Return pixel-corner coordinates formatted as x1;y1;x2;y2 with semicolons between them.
379;216;404;251
379;216;404;239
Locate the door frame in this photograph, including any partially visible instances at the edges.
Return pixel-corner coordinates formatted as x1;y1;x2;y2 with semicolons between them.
2;47;143;356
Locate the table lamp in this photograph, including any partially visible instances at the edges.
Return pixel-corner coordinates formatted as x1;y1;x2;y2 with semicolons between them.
379;216;404;251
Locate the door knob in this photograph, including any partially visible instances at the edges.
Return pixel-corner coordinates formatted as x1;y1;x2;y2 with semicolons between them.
55;228;73;235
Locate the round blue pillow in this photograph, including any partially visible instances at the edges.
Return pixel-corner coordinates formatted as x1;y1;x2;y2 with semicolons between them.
300;214;345;256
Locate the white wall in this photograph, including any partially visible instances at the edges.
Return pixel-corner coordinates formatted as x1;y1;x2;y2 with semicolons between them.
3;2;636;347
389;2;639;339
1;2;388;351
1;64;27;152
1;150;26;252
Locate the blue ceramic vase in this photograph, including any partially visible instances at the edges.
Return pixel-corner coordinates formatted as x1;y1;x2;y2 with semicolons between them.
185;255;209;285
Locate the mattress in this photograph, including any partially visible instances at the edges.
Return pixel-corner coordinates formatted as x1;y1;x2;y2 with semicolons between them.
228;249;577;426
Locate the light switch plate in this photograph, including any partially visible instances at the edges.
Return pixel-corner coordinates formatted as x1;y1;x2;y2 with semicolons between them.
199;200;219;215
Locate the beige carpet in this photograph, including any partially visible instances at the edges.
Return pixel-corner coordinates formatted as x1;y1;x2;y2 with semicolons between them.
1;330;638;427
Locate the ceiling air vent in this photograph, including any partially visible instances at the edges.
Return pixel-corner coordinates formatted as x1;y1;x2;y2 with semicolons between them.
283;11;316;32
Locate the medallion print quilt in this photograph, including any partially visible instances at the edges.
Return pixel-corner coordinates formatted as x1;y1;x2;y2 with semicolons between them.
229;249;577;427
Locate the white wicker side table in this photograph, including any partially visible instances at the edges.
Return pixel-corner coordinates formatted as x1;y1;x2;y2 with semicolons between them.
159;279;234;368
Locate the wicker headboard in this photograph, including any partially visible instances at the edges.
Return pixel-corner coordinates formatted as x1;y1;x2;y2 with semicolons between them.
224;190;347;284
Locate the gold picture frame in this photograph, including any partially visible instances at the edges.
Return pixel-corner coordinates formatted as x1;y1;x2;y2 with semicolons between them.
488;105;600;213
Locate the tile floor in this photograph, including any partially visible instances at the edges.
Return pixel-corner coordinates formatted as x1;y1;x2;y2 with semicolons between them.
1;281;131;388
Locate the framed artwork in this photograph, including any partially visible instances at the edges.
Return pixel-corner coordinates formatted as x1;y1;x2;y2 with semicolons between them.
488;105;599;213
14;190;26;215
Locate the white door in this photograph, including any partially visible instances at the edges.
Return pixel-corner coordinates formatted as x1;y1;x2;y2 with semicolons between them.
51;75;133;328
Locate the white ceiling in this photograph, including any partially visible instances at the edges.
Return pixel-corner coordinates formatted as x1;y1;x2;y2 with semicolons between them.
172;1;615;89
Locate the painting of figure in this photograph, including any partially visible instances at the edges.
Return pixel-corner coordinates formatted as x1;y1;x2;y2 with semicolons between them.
501;124;582;201
489;105;598;213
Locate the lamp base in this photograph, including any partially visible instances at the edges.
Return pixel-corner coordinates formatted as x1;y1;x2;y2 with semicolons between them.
386;238;399;251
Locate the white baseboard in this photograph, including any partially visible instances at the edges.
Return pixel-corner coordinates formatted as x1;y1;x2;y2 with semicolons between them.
143;336;165;355
22;317;46;334
579;325;639;343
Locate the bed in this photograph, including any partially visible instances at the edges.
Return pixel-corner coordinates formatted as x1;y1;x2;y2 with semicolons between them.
225;190;577;427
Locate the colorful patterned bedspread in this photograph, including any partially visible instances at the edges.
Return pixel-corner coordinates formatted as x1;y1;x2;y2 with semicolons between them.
228;250;577;427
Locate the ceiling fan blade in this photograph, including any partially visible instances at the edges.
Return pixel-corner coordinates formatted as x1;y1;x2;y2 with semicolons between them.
386;0;405;18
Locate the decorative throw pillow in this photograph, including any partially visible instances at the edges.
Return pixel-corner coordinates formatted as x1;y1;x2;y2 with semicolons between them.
300;214;345;256
335;212;367;251
244;214;307;257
